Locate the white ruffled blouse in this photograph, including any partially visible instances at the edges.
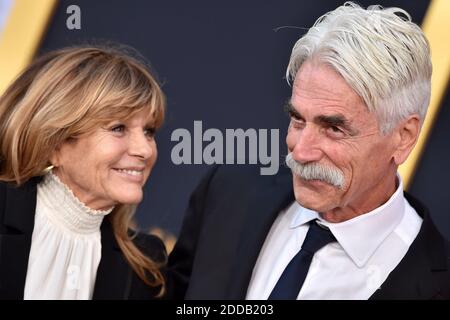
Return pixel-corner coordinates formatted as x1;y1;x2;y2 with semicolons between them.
23;171;114;300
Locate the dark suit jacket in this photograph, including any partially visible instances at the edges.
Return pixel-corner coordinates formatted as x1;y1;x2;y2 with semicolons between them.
0;177;167;300
169;165;450;300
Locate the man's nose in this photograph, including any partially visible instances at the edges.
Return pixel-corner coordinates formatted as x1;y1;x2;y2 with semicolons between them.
290;125;324;164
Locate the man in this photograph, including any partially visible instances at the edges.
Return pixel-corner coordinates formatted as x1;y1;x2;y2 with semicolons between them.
169;2;450;299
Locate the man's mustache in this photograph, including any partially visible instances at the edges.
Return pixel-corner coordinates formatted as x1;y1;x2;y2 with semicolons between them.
285;153;344;189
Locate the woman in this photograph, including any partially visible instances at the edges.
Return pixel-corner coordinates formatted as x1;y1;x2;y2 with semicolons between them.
0;46;167;299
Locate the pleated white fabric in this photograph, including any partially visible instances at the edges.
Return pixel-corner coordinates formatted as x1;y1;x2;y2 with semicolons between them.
24;171;113;300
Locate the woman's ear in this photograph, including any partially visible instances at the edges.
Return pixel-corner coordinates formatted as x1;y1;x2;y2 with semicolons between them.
392;115;421;166
49;147;61;167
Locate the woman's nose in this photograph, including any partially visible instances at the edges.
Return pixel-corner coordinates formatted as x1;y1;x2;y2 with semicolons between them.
129;131;153;160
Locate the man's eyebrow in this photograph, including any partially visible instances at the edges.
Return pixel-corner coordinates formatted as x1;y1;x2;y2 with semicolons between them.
316;114;358;135
284;101;302;119
284;102;359;136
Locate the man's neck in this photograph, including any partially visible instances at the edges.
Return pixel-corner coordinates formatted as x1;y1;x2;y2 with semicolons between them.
320;172;398;223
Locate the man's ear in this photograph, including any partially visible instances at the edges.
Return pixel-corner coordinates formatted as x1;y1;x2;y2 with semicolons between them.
392;114;421;166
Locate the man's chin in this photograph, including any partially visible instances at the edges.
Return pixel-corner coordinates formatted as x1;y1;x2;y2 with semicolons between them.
295;198;326;212
293;183;336;212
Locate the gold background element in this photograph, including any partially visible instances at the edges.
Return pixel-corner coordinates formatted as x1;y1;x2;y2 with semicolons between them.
399;0;450;188
0;0;57;95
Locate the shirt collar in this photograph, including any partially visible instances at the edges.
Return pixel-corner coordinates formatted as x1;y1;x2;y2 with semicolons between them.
290;202;319;228
289;174;406;268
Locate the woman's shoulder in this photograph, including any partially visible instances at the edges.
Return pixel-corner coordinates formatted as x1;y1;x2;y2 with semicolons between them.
0;177;41;218
0;180;6;194
0;176;43;192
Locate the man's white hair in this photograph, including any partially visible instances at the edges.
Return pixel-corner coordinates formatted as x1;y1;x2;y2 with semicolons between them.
286;1;432;134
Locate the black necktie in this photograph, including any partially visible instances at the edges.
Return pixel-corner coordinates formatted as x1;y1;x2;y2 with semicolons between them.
268;220;336;300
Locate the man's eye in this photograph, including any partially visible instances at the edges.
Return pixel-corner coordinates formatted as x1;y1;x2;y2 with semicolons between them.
111;124;125;133
330;126;341;132
326;126;345;137
290;118;305;129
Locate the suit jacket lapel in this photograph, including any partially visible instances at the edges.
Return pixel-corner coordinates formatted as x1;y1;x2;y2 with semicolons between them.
226;170;294;299
92;217;133;299
370;194;449;300
0;179;39;299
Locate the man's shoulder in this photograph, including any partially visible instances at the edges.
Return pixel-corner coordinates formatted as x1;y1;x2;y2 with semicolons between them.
404;192;448;243
403;192;450;297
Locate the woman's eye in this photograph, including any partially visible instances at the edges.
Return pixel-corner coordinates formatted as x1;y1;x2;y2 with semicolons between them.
144;127;156;137
111;124;125;133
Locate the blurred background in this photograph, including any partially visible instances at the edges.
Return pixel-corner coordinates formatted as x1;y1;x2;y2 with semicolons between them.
1;0;449;250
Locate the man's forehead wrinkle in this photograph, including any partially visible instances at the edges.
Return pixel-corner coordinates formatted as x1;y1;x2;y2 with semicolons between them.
293;81;356;107
295;62;349;90
294;92;345;105
292;93;358;119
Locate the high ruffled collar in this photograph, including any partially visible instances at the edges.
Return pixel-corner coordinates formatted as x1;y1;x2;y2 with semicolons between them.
36;170;114;234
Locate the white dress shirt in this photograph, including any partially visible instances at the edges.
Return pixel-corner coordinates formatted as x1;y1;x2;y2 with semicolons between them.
246;175;422;300
24;171;113;300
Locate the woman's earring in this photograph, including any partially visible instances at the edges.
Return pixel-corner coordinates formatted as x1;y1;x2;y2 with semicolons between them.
43;165;54;174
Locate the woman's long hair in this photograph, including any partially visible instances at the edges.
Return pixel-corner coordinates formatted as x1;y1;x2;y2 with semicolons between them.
0;46;166;295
